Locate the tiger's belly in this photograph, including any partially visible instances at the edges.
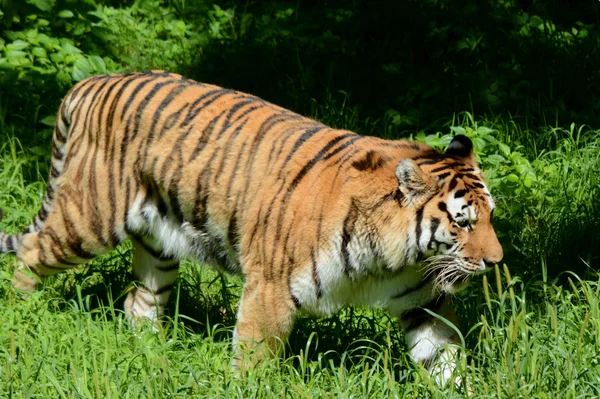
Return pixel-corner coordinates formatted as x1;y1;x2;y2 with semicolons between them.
126;193;240;273
126;193;437;318
290;254;438;318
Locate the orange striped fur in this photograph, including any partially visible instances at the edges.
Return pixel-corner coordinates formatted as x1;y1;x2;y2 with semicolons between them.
0;71;502;382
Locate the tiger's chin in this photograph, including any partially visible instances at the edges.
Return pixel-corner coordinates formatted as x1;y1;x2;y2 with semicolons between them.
439;277;471;294
435;272;472;295
425;256;484;295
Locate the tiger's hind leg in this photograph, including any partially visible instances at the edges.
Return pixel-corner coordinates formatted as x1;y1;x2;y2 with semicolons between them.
11;196;112;294
124;237;180;326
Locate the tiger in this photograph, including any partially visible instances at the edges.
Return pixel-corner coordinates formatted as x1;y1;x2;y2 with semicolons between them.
0;71;502;384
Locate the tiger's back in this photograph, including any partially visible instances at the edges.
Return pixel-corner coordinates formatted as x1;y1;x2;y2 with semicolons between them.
0;71;502;383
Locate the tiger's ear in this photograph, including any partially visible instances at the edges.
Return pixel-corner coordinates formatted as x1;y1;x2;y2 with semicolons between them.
395;159;438;207
445;135;476;163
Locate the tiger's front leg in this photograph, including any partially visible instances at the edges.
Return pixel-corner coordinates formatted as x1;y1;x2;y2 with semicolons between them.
232;272;297;369
398;295;462;387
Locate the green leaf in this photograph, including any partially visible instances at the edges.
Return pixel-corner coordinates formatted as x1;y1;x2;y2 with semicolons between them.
477;126;494;135
72;56;91;81
64;55;77;65
60;39;82;55
50;52;65;63
27;0;56;12
31;47;48;59
240;14;253;37
486;154;506;165
6;50;27;61
40;114;56;127
0;58;11;70
506;174;520;183
56;69;72;86
499;143;511;157
7;40;30;51
88;56;106;73
450;126;466;135
58;10;74;18
36;19;50;28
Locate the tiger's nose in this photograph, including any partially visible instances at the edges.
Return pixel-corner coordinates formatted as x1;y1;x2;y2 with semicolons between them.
484;251;503;267
482;250;503;270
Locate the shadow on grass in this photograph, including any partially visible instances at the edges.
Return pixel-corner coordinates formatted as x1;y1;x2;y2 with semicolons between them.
40;246;407;369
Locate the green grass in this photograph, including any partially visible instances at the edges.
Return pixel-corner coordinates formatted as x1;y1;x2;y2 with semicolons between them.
1;113;600;397
1;259;599;397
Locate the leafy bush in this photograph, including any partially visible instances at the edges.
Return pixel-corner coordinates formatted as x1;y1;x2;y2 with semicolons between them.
1;0;598;280
0;1;118;92
88;0;206;73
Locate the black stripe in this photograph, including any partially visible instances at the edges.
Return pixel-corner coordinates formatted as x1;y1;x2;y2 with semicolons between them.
224;139;249;201
180;89;235;128
291;293;302;308
160;103;190;139
279;223;295;278
82;79;116;248
118;80;163;183
42;228;79;266
352;150;386;171
311;249;323;298
188;110;227;163
438;202;453;222
454;189;468;198
4;234;16;252
238;113;302;210
105;77;145;230
430;162;465;173
391;276;433;299
104;73;140;160
464;173;481;181
215;99;255;139
417;159;443;166
159;127;189;184
191;143;224;229
213;118;251;178
154;283;174;295
428;217;441;249
289;133;358;190
132;80;180;141
232;103;265;123
448;174;461;191
121;75;162;121
54;193;96;260
415;208;424;251
341;199;360;277
146;83;190;145
156;263;180;272
168;182;184;223
281;126;327;169
94;76;121;148
400;294;447;331
227;210;238;248
132;236;175;261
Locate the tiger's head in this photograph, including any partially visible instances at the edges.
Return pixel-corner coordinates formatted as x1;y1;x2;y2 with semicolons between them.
375;135;503;293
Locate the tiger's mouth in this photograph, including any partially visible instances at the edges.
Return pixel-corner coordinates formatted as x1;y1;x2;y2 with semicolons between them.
421;255;485;294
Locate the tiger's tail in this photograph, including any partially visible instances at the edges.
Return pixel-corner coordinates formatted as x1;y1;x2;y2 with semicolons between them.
0;91;75;254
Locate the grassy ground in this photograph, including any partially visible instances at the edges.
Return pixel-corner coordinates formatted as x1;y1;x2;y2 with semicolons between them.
1;110;600;397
